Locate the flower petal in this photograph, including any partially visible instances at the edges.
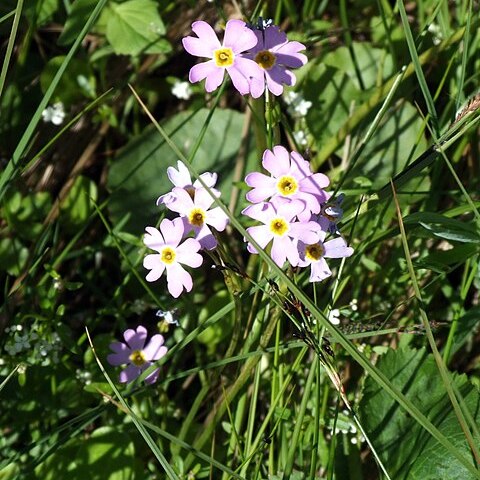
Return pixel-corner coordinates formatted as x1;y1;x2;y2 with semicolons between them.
206;206;229;232
324;238;354;259
264;26;288;50
262;146;290;177
183;21;220;57
160;217;183;247
176;238;203;267
144;367;161;384
143;335;168;361
309;258;332;282
166;263;193;297
223;19;258;53
144;226;165;251
189;62;224;92
124;326;147;350
194;188;216;210
167;161;192;187
119;364;141;383
144;254;166;281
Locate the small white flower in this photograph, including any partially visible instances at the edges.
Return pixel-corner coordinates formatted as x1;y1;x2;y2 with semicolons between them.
293;130;308;146
284;91;312;117
328;308;341;325
171;80;192;100
41;102;65;125
350;298;358;311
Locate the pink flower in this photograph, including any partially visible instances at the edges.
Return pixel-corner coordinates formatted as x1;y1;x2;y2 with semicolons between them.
157;160;219;207
143;218;203;297
243;25;307;96
107;326;168;384
182;20;263;97
166;187;229;250
245;146;329;220
297;228;354;282
242;200;320;267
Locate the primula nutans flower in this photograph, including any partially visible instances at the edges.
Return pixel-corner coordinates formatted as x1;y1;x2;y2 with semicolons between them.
245;146;329;220
182;20;263;97
166;187;229;250
243;25;307;96
297;227;354;282
157;160;219;207
242;200;321;267
143;218;203;298
107;325;168;384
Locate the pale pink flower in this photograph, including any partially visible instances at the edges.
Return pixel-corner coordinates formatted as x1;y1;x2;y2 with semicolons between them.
157;160;219;207
183;20;263;97
243;25;307;96
242;200;320;267
297;228;354;282
143;218;203;297
166;187;229;250
107;326;168;384
245;146;329;220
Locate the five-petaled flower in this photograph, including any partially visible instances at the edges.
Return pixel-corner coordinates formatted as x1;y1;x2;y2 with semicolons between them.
242;199;321;267
243;25;307;96
183;19;263;96
143;218;203;297
107;325;168;384
245;146;329;220
166;187;229;250
157;160;219;208
297;225;354;282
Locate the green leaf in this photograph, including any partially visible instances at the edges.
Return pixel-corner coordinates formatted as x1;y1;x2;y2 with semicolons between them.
107;108;254;233
405;212;480;243
105;0;170;55
322;42;394;91
58;0;99;46
359;347;480;479
59;175;98;233
34;426;137;479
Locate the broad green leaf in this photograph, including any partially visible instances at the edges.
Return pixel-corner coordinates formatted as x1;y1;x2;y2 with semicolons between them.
322;42;394;90
24;0;59;27
105;0;170;55
305;64;360;149
35;426;137;479
450;307;480;357
58;0;99;46
359;347;480;479
405;212;480;243
107;108;254;233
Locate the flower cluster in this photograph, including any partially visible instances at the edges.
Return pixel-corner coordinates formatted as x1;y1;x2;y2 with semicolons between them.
143;161;228;298
182;19;306;97
108;325;167;385
243;146;353;282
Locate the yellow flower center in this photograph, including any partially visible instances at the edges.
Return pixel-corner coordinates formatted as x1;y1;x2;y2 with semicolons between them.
188;208;206;227
214;47;234;67
270;217;289;237
254;50;276;69
277;176;298;196
129;350;146;367
305;243;325;261
161;247;176;264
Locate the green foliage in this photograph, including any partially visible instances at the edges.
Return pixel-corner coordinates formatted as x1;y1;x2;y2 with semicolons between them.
104;0;170;56
360;347;480;479
1;1;479;479
107;108;253;232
